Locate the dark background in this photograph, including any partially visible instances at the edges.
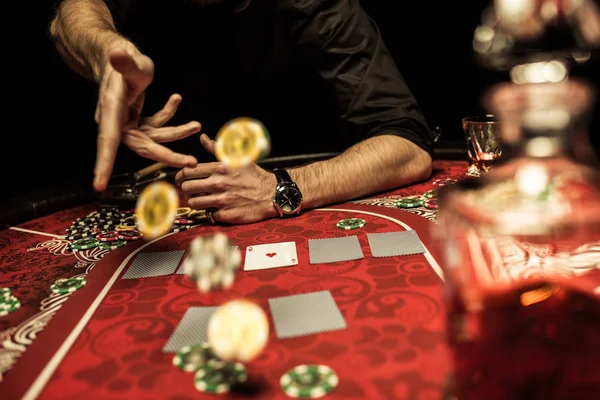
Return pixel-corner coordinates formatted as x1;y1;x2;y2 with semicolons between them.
5;0;599;202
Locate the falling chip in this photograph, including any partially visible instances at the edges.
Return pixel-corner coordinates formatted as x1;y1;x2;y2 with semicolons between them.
543;61;568;83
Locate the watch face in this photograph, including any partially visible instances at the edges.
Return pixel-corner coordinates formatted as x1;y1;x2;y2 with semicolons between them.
275;186;303;213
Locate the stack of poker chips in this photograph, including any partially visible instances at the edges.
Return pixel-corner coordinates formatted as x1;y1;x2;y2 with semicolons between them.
172;341;339;397
172;342;248;395
0;288;21;317
392;189;439;211
66;207;212;253
172;208;212;232
66;207;138;252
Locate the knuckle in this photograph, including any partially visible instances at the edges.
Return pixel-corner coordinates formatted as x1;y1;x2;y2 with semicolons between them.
180;181;192;193
136;146;151;158
216;163;227;175
212;178;225;191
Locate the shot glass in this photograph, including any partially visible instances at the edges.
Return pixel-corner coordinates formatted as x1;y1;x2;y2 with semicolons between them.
462;115;503;177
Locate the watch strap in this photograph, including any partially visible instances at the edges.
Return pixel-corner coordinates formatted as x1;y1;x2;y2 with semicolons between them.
273;168;293;185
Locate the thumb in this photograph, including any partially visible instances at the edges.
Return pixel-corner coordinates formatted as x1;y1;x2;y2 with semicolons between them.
200;133;216;155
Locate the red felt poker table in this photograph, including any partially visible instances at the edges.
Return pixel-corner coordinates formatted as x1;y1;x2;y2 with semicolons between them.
0;160;467;400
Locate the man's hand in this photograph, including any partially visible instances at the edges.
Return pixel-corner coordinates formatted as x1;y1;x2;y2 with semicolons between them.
94;46;200;191
175;134;278;224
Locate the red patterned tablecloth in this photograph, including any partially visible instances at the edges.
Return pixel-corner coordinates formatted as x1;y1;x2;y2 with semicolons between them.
0;160;468;400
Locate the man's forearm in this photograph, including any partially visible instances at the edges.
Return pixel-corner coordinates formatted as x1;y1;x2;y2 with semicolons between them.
49;0;125;82
289;135;432;209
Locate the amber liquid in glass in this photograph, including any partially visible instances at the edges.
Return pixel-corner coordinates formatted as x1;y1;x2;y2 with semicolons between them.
447;273;600;399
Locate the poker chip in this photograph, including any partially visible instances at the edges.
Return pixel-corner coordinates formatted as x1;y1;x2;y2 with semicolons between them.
70;237;100;251
0;288;11;300
0;294;19;308
135;182;179;240
433;178;457;187
185;234;241;293
0;294;21;317
188;209;206;218
66;225;91;233
174;218;196;225
280;364;338;398
50;276;86;294
208;299;269;362
424;198;439;210
120;217;137;227
393;197;424;209
336;218;366;230
99;240;127;251
115;224;136;231
116;230;143;241
423;189;439;199
194;359;248;394
214;117;271;168
96;231;121;242
171;225;198;233
173;342;215;372
176;207;191;218
67;230;95;240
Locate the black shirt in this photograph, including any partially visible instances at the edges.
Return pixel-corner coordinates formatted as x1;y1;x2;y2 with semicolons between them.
104;0;434;166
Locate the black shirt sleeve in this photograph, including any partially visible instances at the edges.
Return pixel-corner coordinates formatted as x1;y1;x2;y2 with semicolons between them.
278;0;434;154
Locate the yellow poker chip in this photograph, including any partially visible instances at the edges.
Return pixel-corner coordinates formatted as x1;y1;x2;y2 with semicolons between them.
176;207;191;218
188;209;206;218
135;182;179;240
115;224;136;231
214;117;271;168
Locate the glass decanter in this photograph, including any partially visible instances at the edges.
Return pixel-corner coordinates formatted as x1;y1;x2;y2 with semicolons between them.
435;78;600;400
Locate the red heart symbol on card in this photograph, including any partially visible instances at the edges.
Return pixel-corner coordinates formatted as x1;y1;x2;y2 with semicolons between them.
266;253;277;258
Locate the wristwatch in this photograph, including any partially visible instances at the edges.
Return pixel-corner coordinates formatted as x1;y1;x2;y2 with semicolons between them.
272;169;303;218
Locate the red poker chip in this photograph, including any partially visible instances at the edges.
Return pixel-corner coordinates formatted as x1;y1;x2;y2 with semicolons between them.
96;231;120;242
116;230;143;241
174;218;196;225
424;198;439;210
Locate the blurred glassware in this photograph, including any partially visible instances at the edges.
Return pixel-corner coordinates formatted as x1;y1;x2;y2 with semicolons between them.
436;79;600;400
473;0;600;70
462;115;503;177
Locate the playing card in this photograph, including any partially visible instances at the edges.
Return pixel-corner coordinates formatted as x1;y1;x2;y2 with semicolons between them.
243;242;298;271
268;290;347;339
162;306;217;352
367;230;425;257
122;250;185;279
308;236;364;264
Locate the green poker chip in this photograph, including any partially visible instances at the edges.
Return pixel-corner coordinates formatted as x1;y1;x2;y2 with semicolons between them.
393;197;424;209
423;189;439;199
0;288;11;300
194;359;248;394
336;218;366;230
50;277;86;294
0;294;21;317
280;364;339;398
71;237;100;251
99;239;127;251
173;342;216;372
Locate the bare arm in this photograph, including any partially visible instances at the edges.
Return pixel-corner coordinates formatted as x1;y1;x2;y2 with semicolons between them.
49;0;200;191
49;0;128;82
289;135;432;209
177;133;431;224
